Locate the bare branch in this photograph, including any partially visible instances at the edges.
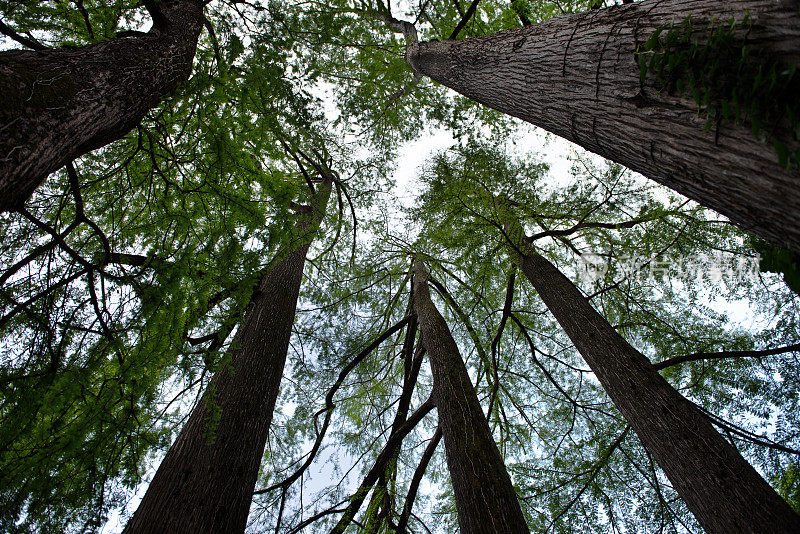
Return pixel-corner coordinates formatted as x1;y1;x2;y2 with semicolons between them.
330;396;436;534
449;0;481;39
396;426;442;533
0;19;48;50
654;343;800;370
253;315;413;496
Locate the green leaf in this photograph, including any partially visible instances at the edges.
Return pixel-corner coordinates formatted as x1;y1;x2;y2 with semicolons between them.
775;140;790;168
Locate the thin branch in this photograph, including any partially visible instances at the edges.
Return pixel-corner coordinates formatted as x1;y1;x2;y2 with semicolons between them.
286;504;350;534
73;0;95;40
330;396;436;534
548;426;630;530
396;426;442;533
0;19;47;49
654;343;800;370
253;315;413;496
449;0;480;39
280;139;316;194
691;401;800;456
0;220;80;287
487;267;516;419
528;215;657;243
202;15;222;68
0;268;87;331
508;312;585;412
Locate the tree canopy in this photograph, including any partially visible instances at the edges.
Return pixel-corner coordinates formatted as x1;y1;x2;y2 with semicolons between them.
1;0;799;532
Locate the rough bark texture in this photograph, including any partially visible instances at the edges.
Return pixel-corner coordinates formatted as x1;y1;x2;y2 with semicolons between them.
503;223;800;533
412;260;529;534
410;0;800;251
0;0;203;211
123;180;331;534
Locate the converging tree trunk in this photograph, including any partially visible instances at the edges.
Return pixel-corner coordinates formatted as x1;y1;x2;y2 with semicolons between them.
122;178;332;534
409;0;800;251
329;310;424;534
412;259;529;534
0;0;204;211
500;215;800;533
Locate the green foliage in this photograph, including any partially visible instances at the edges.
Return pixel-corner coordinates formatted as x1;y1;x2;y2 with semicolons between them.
775;461;800;513
2;1;800;533
637;14;800;167
408;139;800;531
0;0;142;44
0;0;346;528
751;237;800;294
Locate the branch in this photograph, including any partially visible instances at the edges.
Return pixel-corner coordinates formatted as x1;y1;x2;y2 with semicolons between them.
18;208;124;282
285;504;350;534
331;177;358;263
396;426;442;533
690;400;800;456
449;0;480;40
0;19;47;50
100;252;151;267
528;216;656;242
379;7;422;79
279;139;316;194
0;220;80;287
73;0;95;40
487;267;516;419
202;16;222;68
653;343;800;370
548;426;630;529
510;0;531;26
427;276;490;371
382;13;418;46
143;0;169;30
0;268;86;332
330;396;436;534
509;312;583;411
253;315;413;496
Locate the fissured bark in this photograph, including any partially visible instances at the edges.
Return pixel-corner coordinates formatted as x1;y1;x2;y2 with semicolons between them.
412;259;529;534
122;180;331;533
411;0;800;251
502;214;800;533
0;0;203;211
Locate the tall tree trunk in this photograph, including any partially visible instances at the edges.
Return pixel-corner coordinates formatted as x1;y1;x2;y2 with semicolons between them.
501;216;800;533
0;0;204;212
412;259;529;534
409;0;800;251
122;179;332;534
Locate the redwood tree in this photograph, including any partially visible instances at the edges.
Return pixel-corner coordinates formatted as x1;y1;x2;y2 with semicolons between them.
0;0;204;212
501;210;800;534
122;175;332;533
405;0;800;251
412;258;529;534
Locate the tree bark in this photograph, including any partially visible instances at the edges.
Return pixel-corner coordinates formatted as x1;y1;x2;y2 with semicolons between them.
409;0;800;251
0;0;204;212
412;259;529;534
122;179;332;534
501;218;800;533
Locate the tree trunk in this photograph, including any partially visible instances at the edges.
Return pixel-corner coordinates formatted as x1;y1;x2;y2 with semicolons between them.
0;0;203;212
501;217;800;533
412;259;529;534
122;179;332;534
409;0;800;251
